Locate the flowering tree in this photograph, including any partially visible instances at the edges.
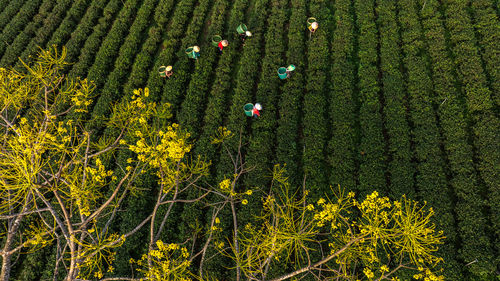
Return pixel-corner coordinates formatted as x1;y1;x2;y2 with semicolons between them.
0;47;209;281
222;164;445;281
0;48;446;281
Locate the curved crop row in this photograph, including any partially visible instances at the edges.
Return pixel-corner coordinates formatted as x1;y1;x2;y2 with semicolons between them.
397;0;461;278
67;0;125;78
176;0;231;137
301;0;331;201
82;0;141;96
206;0;270;276
14;0;86;68
275;0;306;188
420;0;495;276
190;0;248;163
159;0;214;113
353;0;386;197
144;0;202;100
376;0;414;198
441;0;500;272
87;0;159;133
0;0;55;67
0;0;26;34
45;0;92;48
327;0;357;191
469;0;500;108
62;0;115;67
120;0;177;98
243;0;288;191
0;0;43;58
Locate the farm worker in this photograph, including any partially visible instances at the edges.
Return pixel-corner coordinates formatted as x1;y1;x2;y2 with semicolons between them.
165;65;173;78
240;31;252;42
218;40;229;52
193;46;201;59
252;103;262;118
308;21;318;33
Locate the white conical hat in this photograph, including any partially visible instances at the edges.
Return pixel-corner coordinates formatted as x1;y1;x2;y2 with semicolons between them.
193;46;200;52
254;103;262;110
221;40;229;46
311;22;318;29
166;65;172;71
245;31;252;37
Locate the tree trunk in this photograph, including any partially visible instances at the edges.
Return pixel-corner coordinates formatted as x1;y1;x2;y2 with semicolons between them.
0;253;12;281
0;213;24;281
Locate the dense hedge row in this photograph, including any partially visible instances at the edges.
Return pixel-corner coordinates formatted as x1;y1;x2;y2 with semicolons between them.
327;0;356;192
420;0;495;277
15;0;76;68
82;0;141;106
0;0;42;58
0;0;26;37
0;0;55;67
159;0;213;114
87;0;159;133
442;0;500;273
275;0;306;188
45;0;91;48
301;0;330;201
145;0;200;99
67;0;122;77
120;0;178;98
176;0;231;137
213;0;269;183
397;0;461;278
243;0;287;192
469;0;500;108
0;0;15;16
354;0;386;197
191;0;248;163
376;0;414;199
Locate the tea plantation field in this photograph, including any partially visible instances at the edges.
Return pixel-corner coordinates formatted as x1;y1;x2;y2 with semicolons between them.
0;0;498;279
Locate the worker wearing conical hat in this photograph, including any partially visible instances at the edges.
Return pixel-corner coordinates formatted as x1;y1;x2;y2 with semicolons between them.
240;31;252;43
218;40;228;52
308;21;318;33
165;65;173;78
193;46;201;59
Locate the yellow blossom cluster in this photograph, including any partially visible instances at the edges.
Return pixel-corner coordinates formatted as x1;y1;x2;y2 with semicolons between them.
74;231;124;280
133;240;193;281
210;126;233;144
70;158;113;216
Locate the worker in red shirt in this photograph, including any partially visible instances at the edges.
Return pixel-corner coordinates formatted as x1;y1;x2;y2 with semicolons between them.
252;103;262;118
218;40;228;52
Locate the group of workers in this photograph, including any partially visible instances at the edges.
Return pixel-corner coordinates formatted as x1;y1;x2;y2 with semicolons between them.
158;18;319;118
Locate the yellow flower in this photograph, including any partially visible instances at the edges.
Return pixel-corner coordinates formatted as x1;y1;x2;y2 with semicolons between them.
219;179;231;191
242;199;248;205
380;265;389;272
215;217;220;224
306;204;314;211
363;268;374;279
246;189;252;195
317;198;326;205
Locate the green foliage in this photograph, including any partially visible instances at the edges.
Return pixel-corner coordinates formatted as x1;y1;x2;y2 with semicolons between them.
354;0;386;197
420;0;495;277
327;0;357;192
0;0;43;57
